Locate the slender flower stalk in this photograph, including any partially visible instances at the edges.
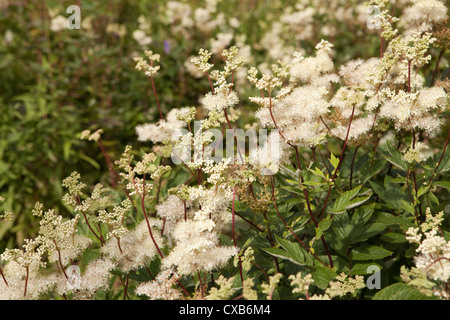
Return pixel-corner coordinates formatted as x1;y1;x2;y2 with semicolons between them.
149;66;163;121
319;105;356;222
0;266;8;287
270;176;329;268
232;186;244;283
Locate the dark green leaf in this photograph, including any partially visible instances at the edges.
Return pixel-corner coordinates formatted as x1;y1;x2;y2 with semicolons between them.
380;232;407;243
312;266;338;290
373;283;437;300
383;140;408;171
329;185;371;214
351;245;393;261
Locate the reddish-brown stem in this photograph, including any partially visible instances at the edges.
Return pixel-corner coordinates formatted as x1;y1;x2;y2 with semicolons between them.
116;237;123;254
232;187;244;283
141;187;164;259
0;266;8;287
426;257;450;270
97;139;119;188
133;177;189;298
293;147;318;225
224;108;244;163
130;172;164;259
123;273;129;300
251;261;270;283
145;266;154;280
74;195;105;244
23;266;29;297
231;207;264;233
267;95;333;267
294;150;335;268
172;153;201;184
54;240;69;280
268;93;290;143
197;271;205;297
80;210;104;244
161;218;166;237
408;56;421;218
319;116;331;133
149;61;163;121
270;177;329;268
319;105;356;222
206;73;215;95
249;183;257;201
177;279;190;298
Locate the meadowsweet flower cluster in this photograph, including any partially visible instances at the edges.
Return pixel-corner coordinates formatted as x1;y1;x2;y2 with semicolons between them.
134;50;161;78
404;208;450;298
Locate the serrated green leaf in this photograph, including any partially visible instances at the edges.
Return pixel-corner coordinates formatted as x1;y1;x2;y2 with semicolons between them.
380;232;407;243
351;203;375;225
360;158;386;184
383;140;408;171
262;236;314;267
351;245;393;261
329;185;371;214
309;167;327;180
302;180;327;186
312;266;338;290
427;192;439;205
276;235;308;259
349;263;382;275
435;147;450;174
417;186;429;198
400;200;416;215
391;176;407;183
318;216;332;231
329;152;339;174
444;231;450;241
373;283;437;300
281;185;302;195
315;227;323;239
433;181;450;190
331;213;352;240
376;212;415;229
347;222;386;244
369;176;410;210
261;247;294;262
